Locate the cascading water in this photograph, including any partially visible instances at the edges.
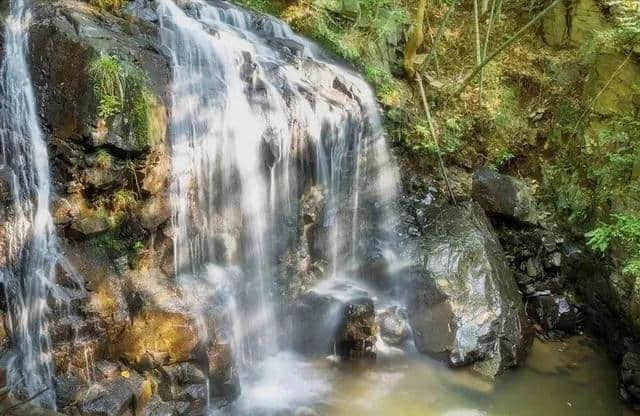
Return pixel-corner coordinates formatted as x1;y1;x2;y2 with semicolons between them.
157;0;400;411
0;0;59;408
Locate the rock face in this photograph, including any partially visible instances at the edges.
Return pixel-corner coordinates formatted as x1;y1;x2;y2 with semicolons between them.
404;202;532;377
471;168;538;224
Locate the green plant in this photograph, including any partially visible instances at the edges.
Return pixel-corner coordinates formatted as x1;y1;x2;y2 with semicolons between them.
91;0;127;13
112;189;137;213
95;149;112;169
587;214;640;279
87;55;154;149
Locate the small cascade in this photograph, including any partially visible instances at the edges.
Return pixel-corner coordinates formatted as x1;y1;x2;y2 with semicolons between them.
156;0;400;409
0;0;60;408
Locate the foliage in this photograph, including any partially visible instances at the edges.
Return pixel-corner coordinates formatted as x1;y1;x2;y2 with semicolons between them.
90;0;127;13
87;55;154;149
278;0;408;103
95;149;112;169
581;25;640;65
234;0;284;15
112;189;137;214
587;214;640;279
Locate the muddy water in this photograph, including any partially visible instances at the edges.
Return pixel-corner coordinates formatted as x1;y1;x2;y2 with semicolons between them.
226;336;629;416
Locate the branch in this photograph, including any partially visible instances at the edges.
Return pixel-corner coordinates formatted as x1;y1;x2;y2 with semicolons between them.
417;74;457;205
454;0;563;96
571;52;633;135
425;0;458;69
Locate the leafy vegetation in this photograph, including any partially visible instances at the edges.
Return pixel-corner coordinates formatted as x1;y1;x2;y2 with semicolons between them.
87;55;155;150
95;149;112;169
90;0;127;13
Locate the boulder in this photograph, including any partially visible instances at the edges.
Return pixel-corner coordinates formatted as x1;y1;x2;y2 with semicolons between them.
109;305;200;369
405;202;532;377
71;211;111;236
376;306;410;346
336;297;377;360
77;372;147;416
206;342;241;403
293;279;377;360
528;295;579;333
620;351;640;407
139;194;171;230
471;167;538;224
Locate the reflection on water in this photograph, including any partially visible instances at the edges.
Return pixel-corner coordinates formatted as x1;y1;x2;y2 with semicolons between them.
218;336;629;416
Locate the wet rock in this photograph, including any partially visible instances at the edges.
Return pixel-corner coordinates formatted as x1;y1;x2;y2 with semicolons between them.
110;306;200;369
54;374;89;410
125;0;160;22
52;197;79;225
77;372;146;416
141;397;189;416
405;202;532;377
139;194;171;230
71;211;111;236
0;166;13;209
293;279;375;359
376;306;410;346
528;295;579;333
336;297;377;360
278;186;326;301
471;167;538;224
620;351;640;406
206;342;241;403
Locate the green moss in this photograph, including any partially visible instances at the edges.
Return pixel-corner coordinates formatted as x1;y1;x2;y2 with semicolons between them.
90;0;128;13
87;54;154;151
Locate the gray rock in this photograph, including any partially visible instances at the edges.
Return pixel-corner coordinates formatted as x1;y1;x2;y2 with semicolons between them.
471;167;538;224
336;297;377;360
404;202;532;377
78;373;144;416
528;295;578;332
620;351;640;405
377;306;410;346
293;279;377;360
71;212;111;236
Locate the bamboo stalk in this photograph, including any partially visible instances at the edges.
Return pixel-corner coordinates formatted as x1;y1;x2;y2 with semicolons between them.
454;0;563;96
425;0;458;69
479;0;498;94
417;74;457;205
473;0;483;94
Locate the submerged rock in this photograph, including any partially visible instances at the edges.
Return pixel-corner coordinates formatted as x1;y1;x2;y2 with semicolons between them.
405;202;532;377
471;168;538;224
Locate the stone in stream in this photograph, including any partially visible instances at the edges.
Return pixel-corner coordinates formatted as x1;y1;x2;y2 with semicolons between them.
376;306;410;346
403;202;533;377
293;279;378;360
471;167;538;225
528;295;579;333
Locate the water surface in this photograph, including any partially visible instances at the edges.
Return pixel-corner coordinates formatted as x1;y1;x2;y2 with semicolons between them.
224;336;627;416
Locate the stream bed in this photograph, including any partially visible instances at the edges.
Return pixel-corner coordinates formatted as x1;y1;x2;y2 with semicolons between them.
224;336;628;416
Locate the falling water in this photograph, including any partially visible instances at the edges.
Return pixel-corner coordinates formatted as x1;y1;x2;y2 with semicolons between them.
0;0;58;408
157;0;400;408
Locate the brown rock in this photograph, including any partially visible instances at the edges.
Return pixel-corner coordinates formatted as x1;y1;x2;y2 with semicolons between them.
140;194;171;230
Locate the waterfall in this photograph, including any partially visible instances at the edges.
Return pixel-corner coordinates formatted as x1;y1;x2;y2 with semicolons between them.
0;0;58;408
157;0;400;406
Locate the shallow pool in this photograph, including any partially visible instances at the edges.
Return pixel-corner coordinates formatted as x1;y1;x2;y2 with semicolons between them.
219;336;630;416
